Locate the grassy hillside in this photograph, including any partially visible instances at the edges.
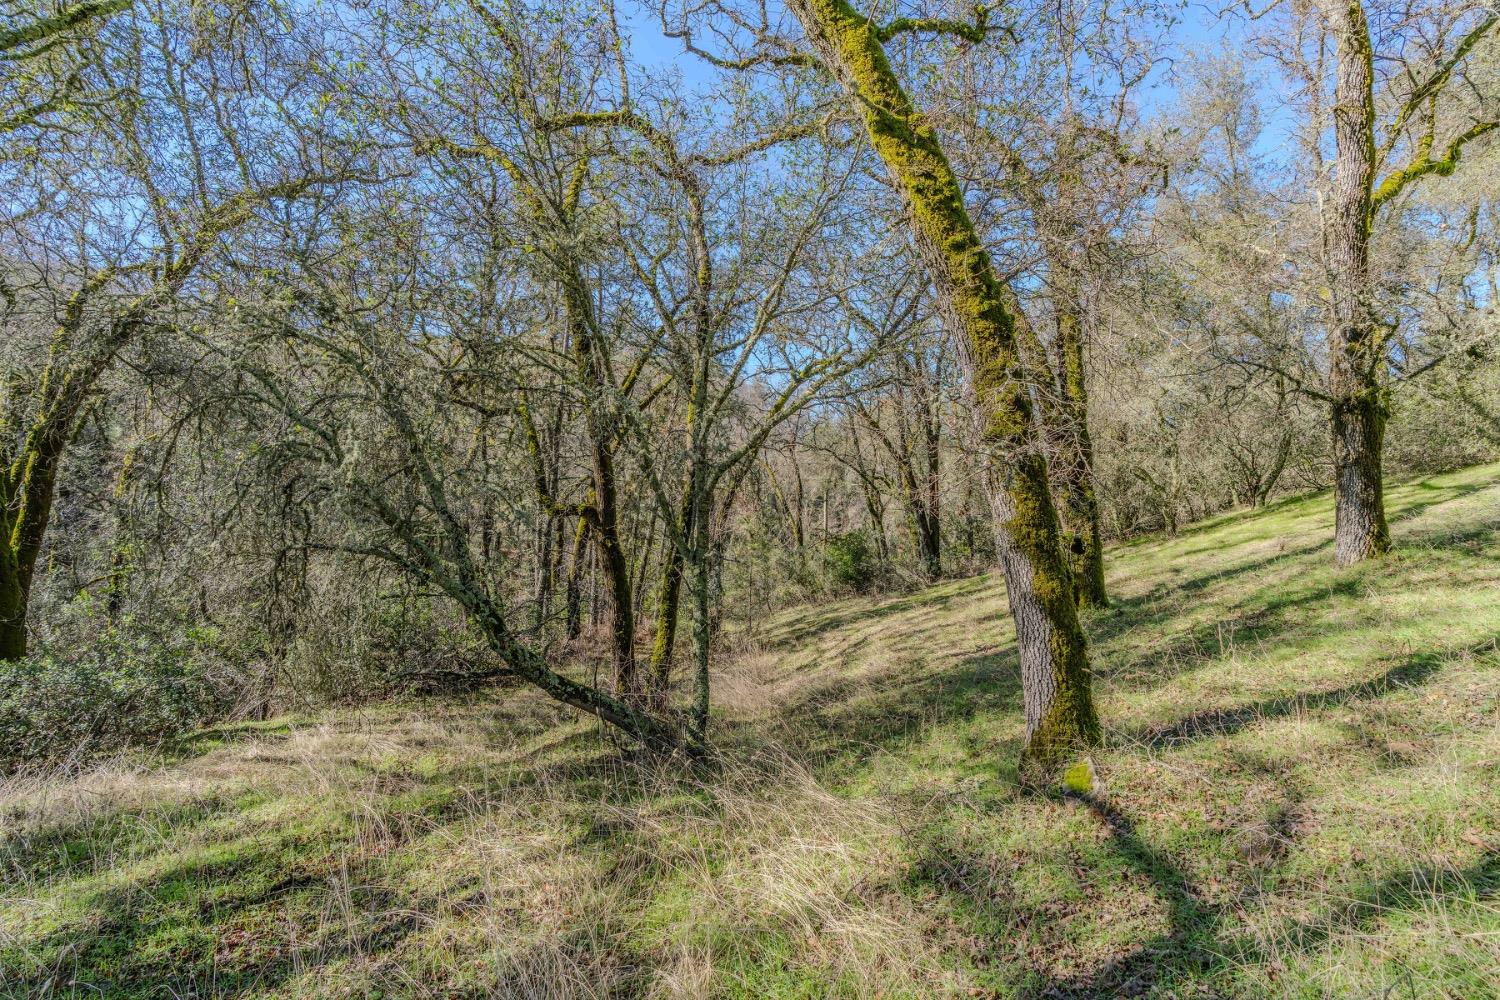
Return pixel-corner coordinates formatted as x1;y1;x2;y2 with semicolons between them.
3;464;1498;999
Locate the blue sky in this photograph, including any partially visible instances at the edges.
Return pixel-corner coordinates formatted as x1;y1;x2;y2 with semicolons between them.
616;0;1301;167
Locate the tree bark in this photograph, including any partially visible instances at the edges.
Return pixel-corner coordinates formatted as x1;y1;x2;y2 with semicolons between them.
688;491;712;743
1325;0;1391;566
0;574;25;660
0;416;70;661
1332;390;1390;563
563;280;639;693
921;396;942;577
647;488;693;695
788;0;1099;779
1051;282;1108;608
1004;283;1106;608
564;511;588;640
584;441;638;692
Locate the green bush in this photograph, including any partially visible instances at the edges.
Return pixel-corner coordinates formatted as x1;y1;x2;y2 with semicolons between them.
824;530;879;593
0;627;234;772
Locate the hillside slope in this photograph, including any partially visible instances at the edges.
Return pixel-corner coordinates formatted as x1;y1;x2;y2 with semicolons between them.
3;464;1499;998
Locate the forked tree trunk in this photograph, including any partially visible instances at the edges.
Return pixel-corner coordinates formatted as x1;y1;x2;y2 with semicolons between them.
562;281;640;694
1005;284;1106;609
916;505;941;578
1041;132;1108;609
789;0;1099;780
587;442;638;693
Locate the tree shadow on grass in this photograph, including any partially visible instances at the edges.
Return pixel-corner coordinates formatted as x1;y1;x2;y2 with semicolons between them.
1386;476;1496;527
1087;534;1335;650
1018;632;1498;997
1093;572;1372;700
756;576;991;652
1092;480;1499;658
1026;795;1221;999
1399;519;1500;560
0;789;265;886
1118;638;1488;751
1022;788;1500;1000
730;644;1024;770
0;832;423;999
0;761;666;1000
1242;849;1500;958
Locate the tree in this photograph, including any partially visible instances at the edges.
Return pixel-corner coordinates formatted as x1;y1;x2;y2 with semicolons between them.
0;1;349;659
1273;1;1498;564
841;298;948;580
778;0;1100;780
938;0;1170;606
546;92;866;737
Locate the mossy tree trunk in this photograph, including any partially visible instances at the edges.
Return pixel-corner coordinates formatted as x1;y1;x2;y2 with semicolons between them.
1002;259;1107;611
647;487;693;694
2;358;89;661
0;565;25;660
1049;267;1108;608
788;0;1099;779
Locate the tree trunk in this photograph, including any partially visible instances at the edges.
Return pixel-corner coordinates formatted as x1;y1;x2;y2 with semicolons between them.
0;426;68;662
922;402;942;577
1257;429;1294;507
564;512;588;640
1051;279;1108;608
898;461;940;577
689;502;712;744
561;277;640;692
1326;0;1391;567
586;454;638;693
1332;390;1390;564
467;598;680;752
0;570;25;661
533;512;555;633
789;0;1099;781
860;480;888;559
647;488;693;695
1004;284;1106;609
631;507;657;624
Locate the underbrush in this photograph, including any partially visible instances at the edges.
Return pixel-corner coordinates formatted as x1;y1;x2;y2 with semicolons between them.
0;624;236;773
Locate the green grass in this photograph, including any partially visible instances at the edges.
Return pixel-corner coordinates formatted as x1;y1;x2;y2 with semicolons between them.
3;464;1499;998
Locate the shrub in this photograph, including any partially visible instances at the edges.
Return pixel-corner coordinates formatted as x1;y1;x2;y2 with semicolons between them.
0;626;234;772
824;530;879;593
